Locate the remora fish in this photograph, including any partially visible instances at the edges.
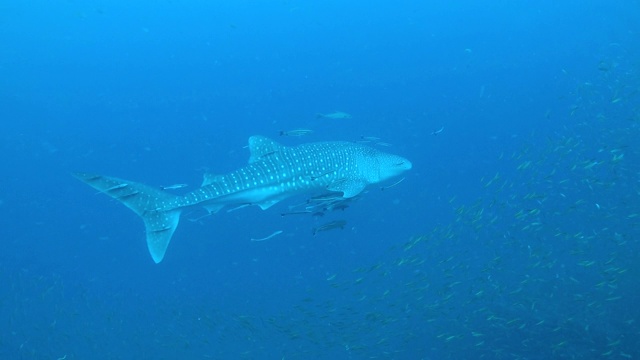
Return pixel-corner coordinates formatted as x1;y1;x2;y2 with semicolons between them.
279;129;313;137
316;111;352;120
74;135;411;263
313;220;347;236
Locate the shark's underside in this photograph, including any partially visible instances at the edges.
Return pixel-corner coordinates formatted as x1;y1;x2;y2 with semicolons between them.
75;136;412;263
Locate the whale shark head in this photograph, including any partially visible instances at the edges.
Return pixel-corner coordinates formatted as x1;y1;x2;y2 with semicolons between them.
377;153;412;181
356;146;412;183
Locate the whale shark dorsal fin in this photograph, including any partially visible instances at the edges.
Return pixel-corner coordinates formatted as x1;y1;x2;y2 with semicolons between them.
248;136;284;163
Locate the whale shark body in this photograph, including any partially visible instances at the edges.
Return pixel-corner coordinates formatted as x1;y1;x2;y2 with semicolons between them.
75;136;412;263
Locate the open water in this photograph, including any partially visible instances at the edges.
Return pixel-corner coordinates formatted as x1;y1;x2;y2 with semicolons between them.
1;1;639;359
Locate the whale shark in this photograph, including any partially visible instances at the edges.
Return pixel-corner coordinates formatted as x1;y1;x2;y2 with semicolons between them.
74;136;412;263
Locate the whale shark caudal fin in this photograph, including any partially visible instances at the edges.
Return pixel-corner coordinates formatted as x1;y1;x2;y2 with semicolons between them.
73;172;183;263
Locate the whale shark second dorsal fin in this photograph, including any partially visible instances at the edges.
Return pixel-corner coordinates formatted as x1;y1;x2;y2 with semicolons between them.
202;173;224;187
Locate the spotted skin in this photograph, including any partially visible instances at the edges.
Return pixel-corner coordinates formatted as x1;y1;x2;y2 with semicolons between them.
74;136;411;263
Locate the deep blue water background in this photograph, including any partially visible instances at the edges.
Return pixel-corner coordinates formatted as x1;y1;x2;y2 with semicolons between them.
1;1;639;359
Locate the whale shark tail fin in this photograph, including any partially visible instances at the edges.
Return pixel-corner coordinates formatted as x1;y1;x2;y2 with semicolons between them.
73;172;183;263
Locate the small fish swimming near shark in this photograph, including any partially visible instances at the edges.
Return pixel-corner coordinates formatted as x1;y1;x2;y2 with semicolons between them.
281;191;360;217
279;129;313;137
160;183;188;190
316;111;352;120
359;136;381;142
313;220;347;236
74;135;411;263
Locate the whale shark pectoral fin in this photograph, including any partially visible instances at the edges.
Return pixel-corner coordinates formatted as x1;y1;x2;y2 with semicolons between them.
257;199;281;210
143;209;181;264
203;203;225;214
328;179;367;198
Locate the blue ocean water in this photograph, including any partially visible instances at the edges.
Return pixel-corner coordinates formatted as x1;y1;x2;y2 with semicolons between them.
1;0;639;358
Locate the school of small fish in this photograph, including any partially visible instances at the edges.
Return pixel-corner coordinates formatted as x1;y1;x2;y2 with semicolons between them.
5;58;639;358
